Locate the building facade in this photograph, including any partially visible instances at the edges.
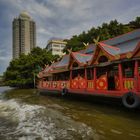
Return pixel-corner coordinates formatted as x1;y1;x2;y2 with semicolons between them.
46;39;67;57
12;11;36;59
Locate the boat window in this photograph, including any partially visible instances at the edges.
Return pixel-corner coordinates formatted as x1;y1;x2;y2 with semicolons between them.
122;61;134;78
72;69;85;79
113;65;119;76
138;61;140;75
87;68;93;80
53;71;70;81
97;67;107;78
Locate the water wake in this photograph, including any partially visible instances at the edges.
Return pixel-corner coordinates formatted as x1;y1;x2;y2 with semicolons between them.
0;99;99;140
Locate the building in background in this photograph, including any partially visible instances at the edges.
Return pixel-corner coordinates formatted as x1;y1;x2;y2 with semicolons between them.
46;38;67;57
12;11;36;59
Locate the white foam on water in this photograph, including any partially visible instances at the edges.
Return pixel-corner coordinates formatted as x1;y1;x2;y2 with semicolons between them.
0;99;99;140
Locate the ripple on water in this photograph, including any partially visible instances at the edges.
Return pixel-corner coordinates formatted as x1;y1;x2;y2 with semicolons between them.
0;99;99;140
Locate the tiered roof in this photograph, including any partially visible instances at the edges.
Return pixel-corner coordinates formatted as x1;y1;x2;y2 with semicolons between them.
70;52;92;66
38;29;140;77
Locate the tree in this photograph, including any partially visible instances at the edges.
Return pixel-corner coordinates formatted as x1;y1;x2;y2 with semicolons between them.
64;17;140;53
4;47;59;88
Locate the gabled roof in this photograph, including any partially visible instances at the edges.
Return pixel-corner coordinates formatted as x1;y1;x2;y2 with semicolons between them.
99;42;120;56
102;29;140;46
54;55;69;68
71;52;92;66
39;29;140;77
102;29;140;54
39;62;58;76
81;29;140;55
78;44;96;54
85;44;96;54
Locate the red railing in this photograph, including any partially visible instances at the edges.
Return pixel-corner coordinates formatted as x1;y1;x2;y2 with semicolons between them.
42;81;70;89
71;76;87;89
123;78;134;90
87;80;94;90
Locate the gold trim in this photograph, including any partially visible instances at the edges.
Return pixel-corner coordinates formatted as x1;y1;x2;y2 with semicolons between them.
126;52;132;59
115;54;120;60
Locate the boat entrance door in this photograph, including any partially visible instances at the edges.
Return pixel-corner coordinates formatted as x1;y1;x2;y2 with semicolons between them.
108;65;119;90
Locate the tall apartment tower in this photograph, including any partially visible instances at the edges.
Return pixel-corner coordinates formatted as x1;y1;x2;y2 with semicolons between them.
12;11;36;59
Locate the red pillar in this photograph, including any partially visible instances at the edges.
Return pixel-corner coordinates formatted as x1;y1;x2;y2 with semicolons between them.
85;67;87;88
70;69;72;89
134;60;139;90
94;67;96;90
118;63;123;90
85;67;87;79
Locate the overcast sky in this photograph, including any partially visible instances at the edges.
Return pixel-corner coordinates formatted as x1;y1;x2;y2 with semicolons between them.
0;0;140;74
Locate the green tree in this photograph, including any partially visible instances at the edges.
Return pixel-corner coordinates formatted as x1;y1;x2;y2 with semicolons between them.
64;18;136;53
4;47;59;88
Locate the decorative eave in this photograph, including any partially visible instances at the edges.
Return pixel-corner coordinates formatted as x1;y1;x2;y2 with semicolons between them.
69;52;92;68
131;41;140;58
89;42;119;65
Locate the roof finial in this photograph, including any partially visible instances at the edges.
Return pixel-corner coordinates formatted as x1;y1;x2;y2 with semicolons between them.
67;48;72;53
51;61;55;64
93;36;100;45
83;42;89;48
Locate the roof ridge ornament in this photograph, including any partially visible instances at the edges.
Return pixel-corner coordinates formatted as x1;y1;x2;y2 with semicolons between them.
51;61;55;64
93;36;100;45
114;54;121;60
126;52;132;58
83;42;89;48
67;48;72;53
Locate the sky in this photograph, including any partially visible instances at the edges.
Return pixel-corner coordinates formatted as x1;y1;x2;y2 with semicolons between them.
0;0;140;74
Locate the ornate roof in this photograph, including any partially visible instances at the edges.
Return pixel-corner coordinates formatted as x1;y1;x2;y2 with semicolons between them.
102;29;140;54
81;29;140;55
55;55;69;68
79;44;96;54
71;52;92;65
99;42;120;56
38;29;140;77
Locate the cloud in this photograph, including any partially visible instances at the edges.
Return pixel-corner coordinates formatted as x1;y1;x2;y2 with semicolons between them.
0;0;140;74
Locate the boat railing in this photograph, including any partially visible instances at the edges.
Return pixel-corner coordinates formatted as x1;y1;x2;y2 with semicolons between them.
42;80;70;89
123;78;134;90
87;80;94;90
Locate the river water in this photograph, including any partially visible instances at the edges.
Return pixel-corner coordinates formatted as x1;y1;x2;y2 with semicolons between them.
0;87;140;140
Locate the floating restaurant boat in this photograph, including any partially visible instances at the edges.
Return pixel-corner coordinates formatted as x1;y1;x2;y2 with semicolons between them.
37;29;140;109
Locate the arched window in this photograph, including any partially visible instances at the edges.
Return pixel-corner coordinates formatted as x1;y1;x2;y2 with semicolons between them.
98;55;108;63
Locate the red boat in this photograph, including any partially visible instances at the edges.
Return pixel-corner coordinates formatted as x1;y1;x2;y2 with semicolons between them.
37;29;140;109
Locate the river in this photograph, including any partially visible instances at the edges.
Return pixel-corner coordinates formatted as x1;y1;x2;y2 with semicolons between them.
0;87;140;140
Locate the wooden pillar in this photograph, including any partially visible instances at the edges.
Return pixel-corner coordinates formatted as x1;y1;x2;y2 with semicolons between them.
118;63;123;90
94;67;96;90
134;60;139;90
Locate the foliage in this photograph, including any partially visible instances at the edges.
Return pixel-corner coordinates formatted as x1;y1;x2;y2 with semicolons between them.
64;17;140;53
4;47;59;88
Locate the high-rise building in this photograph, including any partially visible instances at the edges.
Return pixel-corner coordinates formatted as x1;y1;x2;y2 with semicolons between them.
12;11;36;59
46;38;67;57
